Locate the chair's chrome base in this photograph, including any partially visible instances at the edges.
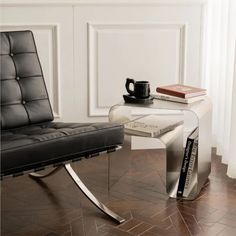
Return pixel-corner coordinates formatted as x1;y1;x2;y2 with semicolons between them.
64;164;125;224
29;166;63;178
29;163;125;224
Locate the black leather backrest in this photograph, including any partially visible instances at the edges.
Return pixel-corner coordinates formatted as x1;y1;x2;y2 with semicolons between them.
0;31;54;130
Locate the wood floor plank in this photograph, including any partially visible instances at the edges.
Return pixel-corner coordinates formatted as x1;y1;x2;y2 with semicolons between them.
118;218;142;231
1;148;236;236
128;222;152;235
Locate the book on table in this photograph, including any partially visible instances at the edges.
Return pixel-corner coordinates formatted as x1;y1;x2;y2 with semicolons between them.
124;114;184;138
153;93;206;104
177;127;198;197
156;84;206;99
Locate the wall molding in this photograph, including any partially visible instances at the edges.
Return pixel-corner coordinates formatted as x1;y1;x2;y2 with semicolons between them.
88;22;187;116
0;1;207;120
0;24;61;118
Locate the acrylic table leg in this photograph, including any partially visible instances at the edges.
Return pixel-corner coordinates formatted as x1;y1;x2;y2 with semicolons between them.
108;136;132;190
159;125;184;198
195;105;212;196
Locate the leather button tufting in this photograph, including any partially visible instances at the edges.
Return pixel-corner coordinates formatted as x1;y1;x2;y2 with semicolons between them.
22;101;26;105
1;31;54;130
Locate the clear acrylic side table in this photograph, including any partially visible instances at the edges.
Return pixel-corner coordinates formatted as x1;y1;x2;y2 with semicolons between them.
108;97;212;200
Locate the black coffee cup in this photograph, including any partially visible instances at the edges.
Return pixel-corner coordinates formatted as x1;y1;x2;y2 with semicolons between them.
125;78;150;99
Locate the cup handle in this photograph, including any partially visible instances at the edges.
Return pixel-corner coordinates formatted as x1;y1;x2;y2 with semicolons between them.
125;78;135;96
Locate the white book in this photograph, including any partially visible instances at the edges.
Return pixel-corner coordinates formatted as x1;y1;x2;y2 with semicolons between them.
153;93;206;104
124;114;184;137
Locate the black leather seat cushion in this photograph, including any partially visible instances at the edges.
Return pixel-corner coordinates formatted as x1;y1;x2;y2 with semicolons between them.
1;122;123;176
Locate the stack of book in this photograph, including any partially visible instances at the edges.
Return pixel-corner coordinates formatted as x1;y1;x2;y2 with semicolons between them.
154;84;206;104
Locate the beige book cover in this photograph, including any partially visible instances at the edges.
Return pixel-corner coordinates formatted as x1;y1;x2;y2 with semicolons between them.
124;114;184;137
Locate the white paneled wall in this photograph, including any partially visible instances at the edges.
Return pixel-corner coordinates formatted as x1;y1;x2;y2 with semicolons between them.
0;0;207;122
0;6;74;121
87;22;186;116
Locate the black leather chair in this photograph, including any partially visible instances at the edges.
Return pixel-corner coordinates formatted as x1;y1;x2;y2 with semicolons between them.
0;30;125;223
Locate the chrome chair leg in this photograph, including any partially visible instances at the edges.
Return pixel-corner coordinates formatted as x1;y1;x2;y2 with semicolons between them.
29;166;63;178
64;163;125;224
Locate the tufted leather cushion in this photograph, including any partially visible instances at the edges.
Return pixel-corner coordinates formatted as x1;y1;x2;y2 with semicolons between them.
0;31;53;130
1;122;124;176
0;30;124;177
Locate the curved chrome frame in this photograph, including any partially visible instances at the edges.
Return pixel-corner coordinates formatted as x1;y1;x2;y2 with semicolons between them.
64;164;125;224
29;166;63;178
29;155;125;224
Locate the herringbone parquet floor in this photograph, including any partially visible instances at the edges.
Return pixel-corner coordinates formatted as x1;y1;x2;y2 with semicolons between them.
1;140;236;236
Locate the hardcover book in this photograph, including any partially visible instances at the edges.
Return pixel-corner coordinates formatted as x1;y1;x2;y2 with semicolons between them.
153;93;206;104
177;127;198;197
124;114;184;138
156;84;206;99
183;134;198;197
